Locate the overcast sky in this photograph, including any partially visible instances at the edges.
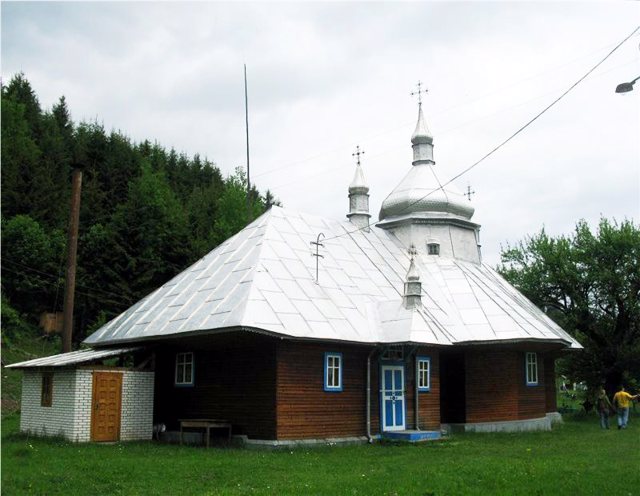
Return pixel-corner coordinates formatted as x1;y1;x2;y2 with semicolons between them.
2;2;639;265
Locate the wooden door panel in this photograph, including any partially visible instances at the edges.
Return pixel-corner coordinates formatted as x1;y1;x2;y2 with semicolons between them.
91;372;123;442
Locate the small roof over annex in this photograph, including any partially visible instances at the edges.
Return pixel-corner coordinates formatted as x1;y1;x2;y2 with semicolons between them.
6;347;141;369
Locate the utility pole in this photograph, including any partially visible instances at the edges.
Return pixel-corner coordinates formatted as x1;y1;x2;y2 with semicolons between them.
61;167;83;353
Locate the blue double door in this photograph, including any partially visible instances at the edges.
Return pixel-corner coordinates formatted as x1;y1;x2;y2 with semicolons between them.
381;365;405;431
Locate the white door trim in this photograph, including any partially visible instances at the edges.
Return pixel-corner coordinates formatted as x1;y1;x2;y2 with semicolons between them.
381;365;405;431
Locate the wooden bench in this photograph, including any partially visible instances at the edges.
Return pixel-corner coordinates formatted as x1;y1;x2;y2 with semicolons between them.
179;419;232;448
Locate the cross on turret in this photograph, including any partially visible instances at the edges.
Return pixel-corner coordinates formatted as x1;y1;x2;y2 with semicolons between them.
408;244;418;260
465;185;476;201
352;145;365;167
411;81;428;107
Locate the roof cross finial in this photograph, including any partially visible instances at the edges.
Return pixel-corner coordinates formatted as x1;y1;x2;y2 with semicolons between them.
464;185;476;201
352;145;365;167
310;233;325;284
411;80;428;107
408;243;418;260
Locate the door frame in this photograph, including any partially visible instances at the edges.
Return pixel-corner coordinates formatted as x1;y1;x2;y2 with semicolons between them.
380;363;406;432
90;371;123;442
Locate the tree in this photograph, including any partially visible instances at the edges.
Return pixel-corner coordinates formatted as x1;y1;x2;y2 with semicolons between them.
213;168;264;246
499;218;640;395
1;215;65;316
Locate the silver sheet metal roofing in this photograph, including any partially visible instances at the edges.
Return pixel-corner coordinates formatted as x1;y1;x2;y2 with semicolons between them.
84;206;580;350
6;347;140;369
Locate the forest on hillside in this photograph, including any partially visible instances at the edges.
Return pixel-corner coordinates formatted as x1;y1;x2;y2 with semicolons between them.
1;73;277;345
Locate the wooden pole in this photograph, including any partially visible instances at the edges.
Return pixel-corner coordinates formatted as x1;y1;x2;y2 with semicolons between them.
61;167;83;353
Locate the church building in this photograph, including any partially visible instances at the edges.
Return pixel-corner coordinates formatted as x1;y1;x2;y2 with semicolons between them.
9;99;581;445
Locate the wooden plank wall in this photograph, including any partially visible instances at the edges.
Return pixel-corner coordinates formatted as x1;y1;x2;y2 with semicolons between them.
275;341;379;440
465;350;520;423
276;342;441;439
153;333;278;440
518;354;546;419
544;356;557;413
465;349;549;423
408;348;441;431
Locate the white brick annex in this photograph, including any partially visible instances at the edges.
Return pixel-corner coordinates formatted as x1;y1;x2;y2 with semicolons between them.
19;368;154;442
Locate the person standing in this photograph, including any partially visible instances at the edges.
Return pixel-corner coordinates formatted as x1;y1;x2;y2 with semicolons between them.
596;388;614;429
612;385;639;430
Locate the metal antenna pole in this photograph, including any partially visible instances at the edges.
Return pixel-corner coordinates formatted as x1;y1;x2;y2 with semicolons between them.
310;233;325;284
244;64;251;223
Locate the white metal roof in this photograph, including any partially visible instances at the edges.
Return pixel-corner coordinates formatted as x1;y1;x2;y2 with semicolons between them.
84;206;581;350
5;347;141;369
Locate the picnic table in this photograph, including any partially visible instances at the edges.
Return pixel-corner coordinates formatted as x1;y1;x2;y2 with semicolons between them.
179;419;232;447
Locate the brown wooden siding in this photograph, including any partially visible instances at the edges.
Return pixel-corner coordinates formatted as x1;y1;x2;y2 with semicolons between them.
405;349;441;431
153;333;277;440
518;352;546;419
465;350;520;423
465;348;551;423
544;355;557;413
275;342;441;439
275;341;378;440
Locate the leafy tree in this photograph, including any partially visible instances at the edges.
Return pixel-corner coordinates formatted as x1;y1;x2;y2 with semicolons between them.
499;218;640;395
213;168;264;245
1;215;65;316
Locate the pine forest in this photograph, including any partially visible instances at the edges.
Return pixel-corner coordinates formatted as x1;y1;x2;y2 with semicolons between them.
1;73;277;345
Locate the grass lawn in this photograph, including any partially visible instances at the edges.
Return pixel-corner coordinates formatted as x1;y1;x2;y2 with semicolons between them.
1;331;59;418
2;413;639;496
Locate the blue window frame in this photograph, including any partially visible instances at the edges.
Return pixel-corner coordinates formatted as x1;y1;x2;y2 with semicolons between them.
416;356;431;392
175;352;194;386
525;352;538;386
324;352;343;392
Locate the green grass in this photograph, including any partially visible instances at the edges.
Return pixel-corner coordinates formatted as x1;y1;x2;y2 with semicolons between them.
1;330;60;417
2;413;639;496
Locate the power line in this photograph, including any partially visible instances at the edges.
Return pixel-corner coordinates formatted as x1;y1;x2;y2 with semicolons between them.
2;258;134;304
266;56;637;194
322;25;640;243
253;36;635;182
1;264;130;308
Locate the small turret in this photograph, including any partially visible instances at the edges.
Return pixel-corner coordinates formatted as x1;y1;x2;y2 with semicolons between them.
347;146;370;232
411;104;434;165
403;245;422;309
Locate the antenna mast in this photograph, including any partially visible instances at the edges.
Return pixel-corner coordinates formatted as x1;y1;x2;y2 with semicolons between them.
244;64;251;222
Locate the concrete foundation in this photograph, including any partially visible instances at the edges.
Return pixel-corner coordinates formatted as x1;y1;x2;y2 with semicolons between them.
444;416;552;433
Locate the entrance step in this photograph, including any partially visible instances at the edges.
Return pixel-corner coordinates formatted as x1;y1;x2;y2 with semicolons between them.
383;430;441;442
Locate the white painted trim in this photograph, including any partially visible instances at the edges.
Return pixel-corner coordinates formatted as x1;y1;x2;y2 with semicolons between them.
525;352;538;385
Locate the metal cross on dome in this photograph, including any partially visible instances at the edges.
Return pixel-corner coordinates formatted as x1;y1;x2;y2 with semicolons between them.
352;145;365;167
411;81;428;107
465;185;476;201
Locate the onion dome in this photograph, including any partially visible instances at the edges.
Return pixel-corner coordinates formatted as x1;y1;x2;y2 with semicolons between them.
349;162;369;194
379;104;475;221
